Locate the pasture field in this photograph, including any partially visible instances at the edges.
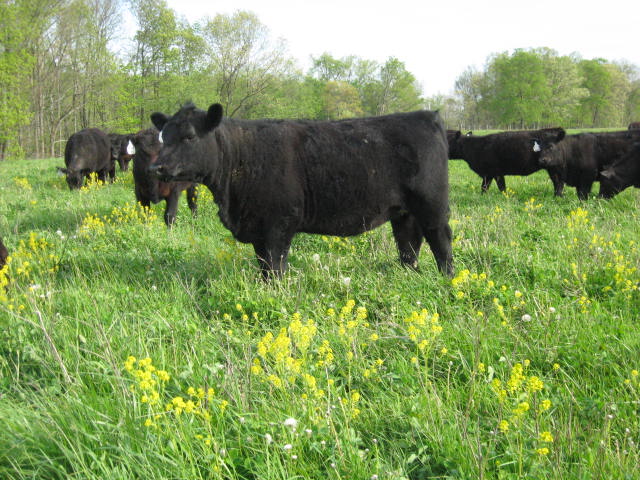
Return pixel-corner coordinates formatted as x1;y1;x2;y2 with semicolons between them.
1;156;639;479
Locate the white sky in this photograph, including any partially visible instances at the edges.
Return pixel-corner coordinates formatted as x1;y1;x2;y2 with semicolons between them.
157;0;638;97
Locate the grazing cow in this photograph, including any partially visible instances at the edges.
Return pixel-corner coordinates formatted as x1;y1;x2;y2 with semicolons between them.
149;102;453;278
628;122;640;130
539;130;640;199
58;128;112;189
0;236;8;270
598;142;640;198
109;133;136;172
131;128;198;226
448;128;566;194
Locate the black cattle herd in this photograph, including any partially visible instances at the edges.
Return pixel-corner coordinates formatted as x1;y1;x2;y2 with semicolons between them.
1;104;639;279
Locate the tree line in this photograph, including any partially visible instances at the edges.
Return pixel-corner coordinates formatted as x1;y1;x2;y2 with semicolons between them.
1;0;639;160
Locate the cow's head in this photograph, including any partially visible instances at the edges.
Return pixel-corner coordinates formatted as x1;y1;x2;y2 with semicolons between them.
149;103;224;183
57;167;85;190
534;128;566;167
110;134;136;172
447;130;471;159
598;143;640;198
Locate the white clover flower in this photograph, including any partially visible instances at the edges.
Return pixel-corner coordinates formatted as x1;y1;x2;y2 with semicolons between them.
312;253;320;263
341;276;351;287
521;314;532;322
284;417;298;429
549;307;556;313
305;428;312;436
283;444;293;450
265;433;273;444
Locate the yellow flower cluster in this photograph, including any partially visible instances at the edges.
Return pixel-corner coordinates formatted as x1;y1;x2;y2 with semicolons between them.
567;207;593;232
107;202;159;226
79;172;105;192
485;206;504;224
252;301;373;423
124;355;217;429
321;235;356;253
403;309;443;354
13;176;32;190
523;197;542;213
79;213;106;237
79;203;159;238
488;361;555;457
329;300;369;348
624;368;639;390
1;232;59;289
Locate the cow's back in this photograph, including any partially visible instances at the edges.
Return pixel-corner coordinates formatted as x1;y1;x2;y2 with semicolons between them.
65;128;111;171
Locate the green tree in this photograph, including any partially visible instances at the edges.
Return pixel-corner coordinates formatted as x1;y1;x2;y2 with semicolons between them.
202;10;294;118
362;57;423;115
454;66;488;129
577;58;612;127
484;49;551;128
322;81;363;119
0;0;36;159
536;48;588;125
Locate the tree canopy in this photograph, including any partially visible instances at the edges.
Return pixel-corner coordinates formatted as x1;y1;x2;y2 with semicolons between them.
1;1;639;159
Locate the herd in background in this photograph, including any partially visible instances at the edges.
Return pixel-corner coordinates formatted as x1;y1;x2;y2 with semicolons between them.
2;107;640;280
447;121;640;200
58;127;198;227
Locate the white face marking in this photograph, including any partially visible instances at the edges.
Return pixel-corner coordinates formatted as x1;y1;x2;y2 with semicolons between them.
158;130;164;144
126;140;136;155
533;141;541;152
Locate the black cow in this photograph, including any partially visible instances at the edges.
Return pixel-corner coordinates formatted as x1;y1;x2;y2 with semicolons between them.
0;236;7;270
149;102;453;278
448;128;566;194
109;133;136;172
58;128;113;189
599;142;640;198
132;128;198;226
628;122;640;130
537;133;598;200
539;130;640;199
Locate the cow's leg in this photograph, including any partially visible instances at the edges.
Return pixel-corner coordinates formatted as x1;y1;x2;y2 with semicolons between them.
107;167;115;183
390;214;423;269
481;176;492;192
423;223;454;277
186;185;198;216
253;228;294;280
548;171;564;196
496;176;506;192
163;190;181;227
576;180;593;201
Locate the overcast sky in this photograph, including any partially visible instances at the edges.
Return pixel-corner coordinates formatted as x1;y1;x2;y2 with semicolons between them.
160;0;637;97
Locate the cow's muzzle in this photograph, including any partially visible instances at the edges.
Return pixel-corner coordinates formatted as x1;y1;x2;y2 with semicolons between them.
147;164;173;181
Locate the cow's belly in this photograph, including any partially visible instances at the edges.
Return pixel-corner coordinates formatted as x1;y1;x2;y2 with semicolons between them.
301;210;392;236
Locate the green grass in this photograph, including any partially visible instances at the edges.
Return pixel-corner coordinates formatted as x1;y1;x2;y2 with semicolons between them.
1;157;639;479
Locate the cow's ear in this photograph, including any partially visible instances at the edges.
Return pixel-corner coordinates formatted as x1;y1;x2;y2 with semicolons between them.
455;131;462;140
556;129;566;142
205;103;224;132
151;112;169;131
466;131;473;136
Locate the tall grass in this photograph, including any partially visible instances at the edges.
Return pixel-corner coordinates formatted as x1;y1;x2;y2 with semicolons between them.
1;157;639;479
